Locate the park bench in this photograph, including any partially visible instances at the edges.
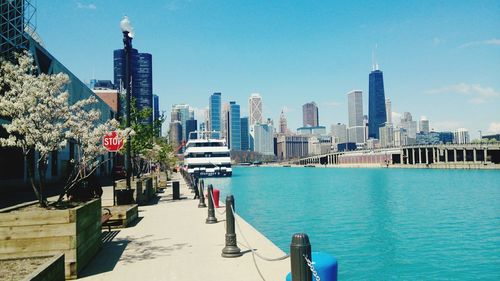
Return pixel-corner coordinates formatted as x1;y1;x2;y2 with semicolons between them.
101;208;113;232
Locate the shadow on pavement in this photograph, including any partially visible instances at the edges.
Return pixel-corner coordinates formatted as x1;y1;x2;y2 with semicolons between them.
80;230;127;278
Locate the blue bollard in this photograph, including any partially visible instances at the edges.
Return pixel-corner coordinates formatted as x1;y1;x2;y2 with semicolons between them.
286;252;338;281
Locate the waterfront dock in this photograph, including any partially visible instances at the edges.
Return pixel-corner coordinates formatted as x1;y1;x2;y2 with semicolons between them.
78;173;289;281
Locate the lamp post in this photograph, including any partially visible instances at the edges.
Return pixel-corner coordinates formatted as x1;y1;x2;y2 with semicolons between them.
121;16;134;190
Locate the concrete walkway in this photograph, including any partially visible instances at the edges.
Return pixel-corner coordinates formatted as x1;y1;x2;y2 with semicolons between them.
79;173;289;281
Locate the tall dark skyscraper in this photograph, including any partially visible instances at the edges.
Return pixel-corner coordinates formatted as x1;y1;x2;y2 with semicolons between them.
368;68;387;139
113;49;153;124
185;119;197;140
240;117;249;151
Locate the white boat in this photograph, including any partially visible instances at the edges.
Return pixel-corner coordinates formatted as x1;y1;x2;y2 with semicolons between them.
183;131;232;177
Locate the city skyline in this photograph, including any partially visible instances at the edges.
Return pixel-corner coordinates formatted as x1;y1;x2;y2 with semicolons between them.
34;1;500;138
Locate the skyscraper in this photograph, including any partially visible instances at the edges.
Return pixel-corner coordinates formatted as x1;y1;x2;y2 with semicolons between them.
368;67;387;139
114;49;153;124
229;101;241;151
221;103;230;143
209;93;221;139
153;94;160;136
240;117;249;151
254;123;274;155
185;119;197;140
303;102;319;127
171;104;191;141
347;90;365;144
385;98;392;124
279;110;288;134
249;93;263;126
419;116;430;133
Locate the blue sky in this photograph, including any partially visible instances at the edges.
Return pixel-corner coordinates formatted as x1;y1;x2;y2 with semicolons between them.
35;0;500;138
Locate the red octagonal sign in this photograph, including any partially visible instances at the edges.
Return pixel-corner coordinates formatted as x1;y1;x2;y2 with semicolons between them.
103;131;124;152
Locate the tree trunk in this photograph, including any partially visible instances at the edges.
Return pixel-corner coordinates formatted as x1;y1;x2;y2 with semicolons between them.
37;155;48;207
25;152;42;204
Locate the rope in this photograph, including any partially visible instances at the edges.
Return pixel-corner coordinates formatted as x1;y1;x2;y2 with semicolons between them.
231;204;267;281
230;205;289;261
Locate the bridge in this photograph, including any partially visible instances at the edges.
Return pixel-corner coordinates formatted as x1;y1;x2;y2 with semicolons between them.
298;143;500;169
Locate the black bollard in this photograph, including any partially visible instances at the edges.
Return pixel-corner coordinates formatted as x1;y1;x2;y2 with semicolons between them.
172;181;180;200
205;184;217;224
198;180;207;208
290;233;312;281
221;195;242;258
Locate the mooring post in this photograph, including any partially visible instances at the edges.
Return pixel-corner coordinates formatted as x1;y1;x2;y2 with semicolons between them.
290;233;312;281
205;184;217;224
221;195;242;257
198;179;207;208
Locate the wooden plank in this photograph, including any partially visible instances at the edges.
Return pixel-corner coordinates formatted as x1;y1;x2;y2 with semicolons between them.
0;210;71;227
0;223;76;240
0;249;76;261
75;220;100;247
76;205;100;232
0;236;72;254
76;235;101;275
0;200;38;213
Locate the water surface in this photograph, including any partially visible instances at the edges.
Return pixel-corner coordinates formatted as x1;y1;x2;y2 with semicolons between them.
205;167;500;280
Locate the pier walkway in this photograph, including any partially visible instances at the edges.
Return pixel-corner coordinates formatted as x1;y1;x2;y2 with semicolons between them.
78;173;288;281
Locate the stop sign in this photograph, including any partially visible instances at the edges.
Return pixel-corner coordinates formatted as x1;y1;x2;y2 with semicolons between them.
103;131;124;152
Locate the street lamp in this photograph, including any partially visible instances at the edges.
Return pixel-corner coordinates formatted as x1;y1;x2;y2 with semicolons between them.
121;16;134;191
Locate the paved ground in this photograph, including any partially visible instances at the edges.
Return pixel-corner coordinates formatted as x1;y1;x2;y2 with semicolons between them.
79;173;289;281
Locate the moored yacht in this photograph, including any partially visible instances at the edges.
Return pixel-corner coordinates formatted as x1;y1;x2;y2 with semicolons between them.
183;131;232;177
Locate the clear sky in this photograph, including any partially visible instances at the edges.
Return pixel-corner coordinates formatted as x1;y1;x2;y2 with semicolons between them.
35;0;500;138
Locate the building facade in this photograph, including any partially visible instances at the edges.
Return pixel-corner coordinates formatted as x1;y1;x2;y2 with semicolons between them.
419;117;430;134
276;135;309;160
331;123;348;144
153;94;161;136
368;69;387;139
169;121;182;148
209;93;221;139
229;101;241;151
453;128;470;144
302;102;319;127
254;123;274;155
113;49;153;124
385;98;392;124
297;126;327;135
185;119;197;140
171;104;191;141
279;110;288;134
249;93;263;126
240;117;249;151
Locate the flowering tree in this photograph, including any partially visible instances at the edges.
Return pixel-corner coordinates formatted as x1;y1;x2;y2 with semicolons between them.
0;52;70;207
57;96;132;203
0;52;129;207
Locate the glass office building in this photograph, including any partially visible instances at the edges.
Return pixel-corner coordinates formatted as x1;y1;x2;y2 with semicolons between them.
209;93;221;139
240;117;249;151
368;69;387;139
229;101;241;151
113;49;153;124
185;119;198;141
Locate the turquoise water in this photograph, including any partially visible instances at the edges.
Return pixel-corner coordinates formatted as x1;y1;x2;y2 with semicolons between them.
205;167;500;280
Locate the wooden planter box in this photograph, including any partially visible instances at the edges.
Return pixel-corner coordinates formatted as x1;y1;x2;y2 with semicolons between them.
0;199;102;279
0;253;65;281
104;205;138;229
23;253;65;281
